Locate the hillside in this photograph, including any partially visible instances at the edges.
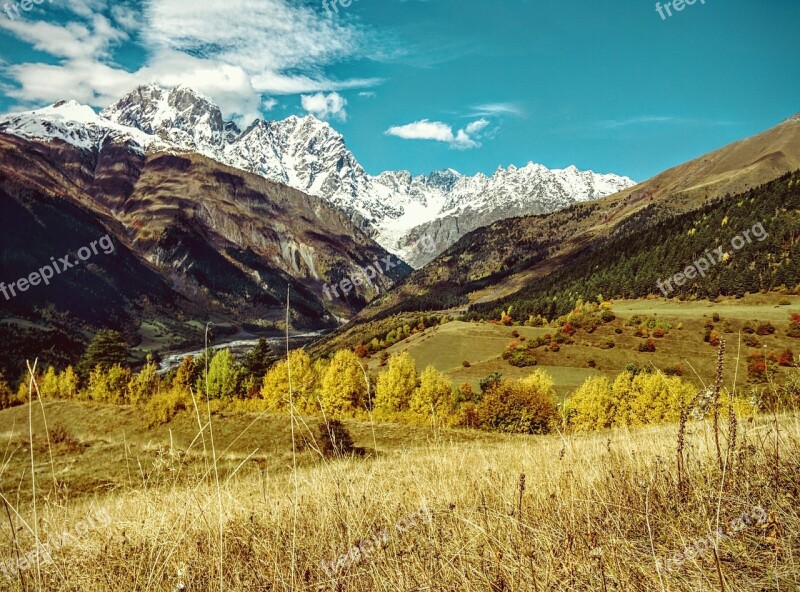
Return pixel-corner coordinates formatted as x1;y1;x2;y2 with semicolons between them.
334;114;800;332
0;131;409;379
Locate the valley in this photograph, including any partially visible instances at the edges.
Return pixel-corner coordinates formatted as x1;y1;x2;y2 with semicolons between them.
0;10;799;587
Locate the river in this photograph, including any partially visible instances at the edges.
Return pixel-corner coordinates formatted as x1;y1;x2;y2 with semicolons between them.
157;330;328;373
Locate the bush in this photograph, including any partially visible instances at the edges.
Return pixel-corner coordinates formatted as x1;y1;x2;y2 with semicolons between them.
317;419;356;457
479;372;503;394
756;322;776;336
473;371;558;434
566;371;696;431
146;387;190;426
0;373;20;410
462;360;471;368
638;340;656;353
744;334;761;347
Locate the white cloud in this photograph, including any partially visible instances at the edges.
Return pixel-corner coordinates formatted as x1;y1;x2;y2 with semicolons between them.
0;0;383;119
469;102;524;117
301;92;347;121
385;118;489;150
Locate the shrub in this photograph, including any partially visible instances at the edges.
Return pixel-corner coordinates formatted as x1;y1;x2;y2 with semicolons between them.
712;313;721;322
788;314;800;338
779;298;792;305
743;321;757;334
479;372;503;394
744;334;761;347
601;339;616;349
511;329;520;338
778;349;795;367
317;419;356;457
503;343;538;367
473;371;558;434
462;360;471;368
638;340;656;353
756;322;776;336
709;330;722;347
146;387;190;426
0;373;19;410
652;328;665;338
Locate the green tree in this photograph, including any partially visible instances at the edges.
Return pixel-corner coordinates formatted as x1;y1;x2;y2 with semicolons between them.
241;338;279;381
79;330;129;378
196;349;242;399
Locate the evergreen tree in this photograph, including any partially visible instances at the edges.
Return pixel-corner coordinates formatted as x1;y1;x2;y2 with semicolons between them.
79;330;129;378
241;338;279;381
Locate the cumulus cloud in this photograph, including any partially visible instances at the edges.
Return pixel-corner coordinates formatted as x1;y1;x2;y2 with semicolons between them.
301;92;347;121
385;117;490;150
0;0;383;118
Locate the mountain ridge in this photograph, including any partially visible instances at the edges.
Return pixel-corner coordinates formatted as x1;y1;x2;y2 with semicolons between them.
0;85;636;266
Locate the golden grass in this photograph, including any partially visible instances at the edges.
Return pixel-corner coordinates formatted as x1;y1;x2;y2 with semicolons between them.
1;406;798;591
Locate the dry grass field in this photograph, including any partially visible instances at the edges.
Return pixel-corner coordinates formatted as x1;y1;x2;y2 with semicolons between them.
1;394;798;591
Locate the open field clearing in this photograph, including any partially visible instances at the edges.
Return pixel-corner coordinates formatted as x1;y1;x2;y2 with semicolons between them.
0;402;797;591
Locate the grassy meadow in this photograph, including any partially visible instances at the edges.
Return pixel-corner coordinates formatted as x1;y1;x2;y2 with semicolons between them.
1;295;799;591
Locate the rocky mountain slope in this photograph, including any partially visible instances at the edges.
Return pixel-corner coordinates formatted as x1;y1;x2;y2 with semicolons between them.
331;111;800;335
1;85;635;266
0;127;409;375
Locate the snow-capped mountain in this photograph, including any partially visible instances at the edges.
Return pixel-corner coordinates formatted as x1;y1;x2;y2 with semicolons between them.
0;85;636;266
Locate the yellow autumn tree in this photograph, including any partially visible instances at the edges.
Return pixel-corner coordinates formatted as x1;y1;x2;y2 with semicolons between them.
375;351;418;413
58;366;79;399
39;366;60;398
565;375;616;432
261;350;318;413
409;366;454;421
318;350;367;417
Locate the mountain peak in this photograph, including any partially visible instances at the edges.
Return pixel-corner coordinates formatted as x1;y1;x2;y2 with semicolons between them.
101;84;239;151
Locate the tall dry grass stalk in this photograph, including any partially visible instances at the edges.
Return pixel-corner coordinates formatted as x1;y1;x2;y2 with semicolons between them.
1;353;798;591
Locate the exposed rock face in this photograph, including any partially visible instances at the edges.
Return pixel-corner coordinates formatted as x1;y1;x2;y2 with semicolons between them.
2;85;636;267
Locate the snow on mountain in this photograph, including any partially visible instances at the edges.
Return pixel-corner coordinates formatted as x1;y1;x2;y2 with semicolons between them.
0;85;636;266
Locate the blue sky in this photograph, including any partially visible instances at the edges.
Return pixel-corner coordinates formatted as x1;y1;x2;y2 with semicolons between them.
0;0;798;181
